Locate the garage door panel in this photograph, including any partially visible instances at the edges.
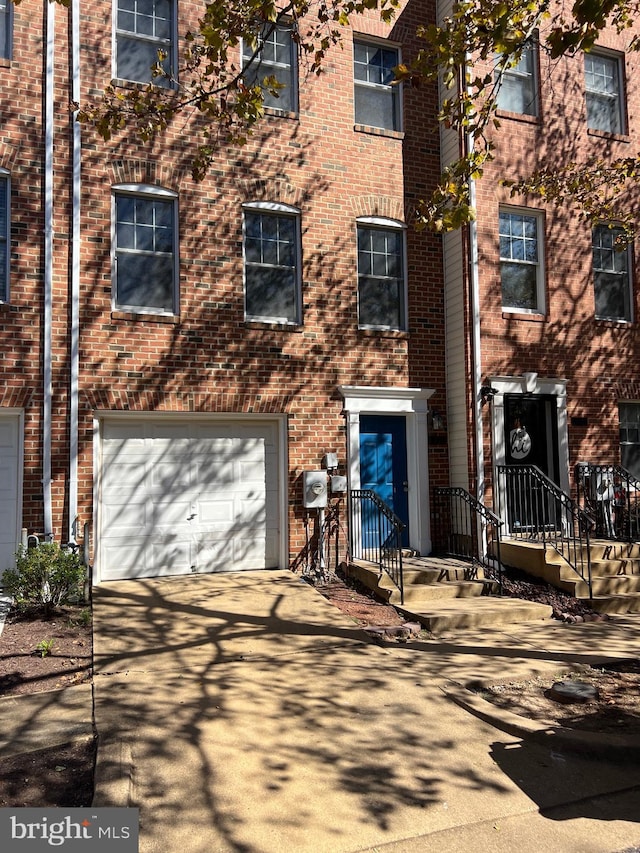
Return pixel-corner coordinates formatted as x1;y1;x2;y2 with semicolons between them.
99;418;281;580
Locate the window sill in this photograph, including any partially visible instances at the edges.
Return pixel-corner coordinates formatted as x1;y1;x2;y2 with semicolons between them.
111;77;177;92
501;310;546;322
0;58;11;69
354;124;404;141
244;320;303;331
111;310;180;324
587;127;630;144
495;109;539;125
595;316;633;325
262;106;299;121
358;326;408;338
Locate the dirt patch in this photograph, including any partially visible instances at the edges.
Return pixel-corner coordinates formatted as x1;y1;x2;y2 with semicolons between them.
0;605;95;806
479;660;640;735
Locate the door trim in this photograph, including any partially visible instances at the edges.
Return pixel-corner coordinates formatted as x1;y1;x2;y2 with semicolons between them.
0;409;24;575
339;386;435;556
488;375;569;527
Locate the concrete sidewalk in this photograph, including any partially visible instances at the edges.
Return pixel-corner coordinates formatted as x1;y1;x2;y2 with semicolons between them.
91;571;640;853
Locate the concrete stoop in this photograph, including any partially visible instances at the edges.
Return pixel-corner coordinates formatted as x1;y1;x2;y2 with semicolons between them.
343;558;553;634
499;538;640;615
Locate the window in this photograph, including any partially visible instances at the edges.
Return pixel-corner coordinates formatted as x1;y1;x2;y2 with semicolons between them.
584;51;624;133
619;403;640;478
357;219;406;329
0;0;12;60
113;185;178;314
499;209;544;313
593;224;632;321
243;204;301;323
0;173;9;302
242;24;296;112
115;0;175;86
353;40;401;131
496;43;538;116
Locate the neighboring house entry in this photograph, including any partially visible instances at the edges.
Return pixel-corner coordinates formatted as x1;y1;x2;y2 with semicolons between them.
359;414;409;547
0;412;22;576
96;416;285;582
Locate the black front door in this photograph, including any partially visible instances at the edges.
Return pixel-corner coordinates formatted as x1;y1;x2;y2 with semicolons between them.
504;394;560;531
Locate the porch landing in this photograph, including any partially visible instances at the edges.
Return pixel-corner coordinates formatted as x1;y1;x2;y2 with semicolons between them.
343;556;553;634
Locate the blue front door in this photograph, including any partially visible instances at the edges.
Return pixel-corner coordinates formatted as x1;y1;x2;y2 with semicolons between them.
359;415;409;547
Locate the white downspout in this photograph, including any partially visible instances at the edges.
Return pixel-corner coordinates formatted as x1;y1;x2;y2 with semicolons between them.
69;0;81;544
43;0;55;540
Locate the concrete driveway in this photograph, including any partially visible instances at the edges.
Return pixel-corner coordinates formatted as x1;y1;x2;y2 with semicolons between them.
92;570;640;853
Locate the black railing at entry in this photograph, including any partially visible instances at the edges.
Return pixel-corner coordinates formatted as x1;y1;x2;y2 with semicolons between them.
432;487;504;594
496;465;592;598
349;489;405;604
575;463;640;543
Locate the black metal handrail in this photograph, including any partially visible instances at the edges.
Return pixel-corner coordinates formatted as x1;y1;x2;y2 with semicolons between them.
575;462;640;543
432;486;504;594
349;489;405;604
496;465;592;598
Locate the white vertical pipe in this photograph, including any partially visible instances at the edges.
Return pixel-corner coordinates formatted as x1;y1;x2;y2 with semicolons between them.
69;0;81;543
43;0;55;540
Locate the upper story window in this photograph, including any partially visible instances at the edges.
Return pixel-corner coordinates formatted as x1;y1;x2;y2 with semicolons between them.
243;203;301;324
0;172;9;302
242;24;297;112
593;224;633;322
584;51;625;134
0;0;12;60
353;40;401;131
357;218;406;330
112;184;178;315
496;43;538;116
499;208;545;314
115;0;175;86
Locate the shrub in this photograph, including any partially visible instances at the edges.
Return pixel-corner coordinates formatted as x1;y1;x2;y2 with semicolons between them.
3;543;86;616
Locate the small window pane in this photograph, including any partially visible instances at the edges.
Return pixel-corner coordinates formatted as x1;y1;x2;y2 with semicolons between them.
501;262;538;311
0;0;11;60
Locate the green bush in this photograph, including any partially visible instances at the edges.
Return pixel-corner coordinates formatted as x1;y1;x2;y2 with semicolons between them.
3;543;86;616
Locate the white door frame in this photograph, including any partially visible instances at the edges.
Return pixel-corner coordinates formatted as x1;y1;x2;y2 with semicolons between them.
489;374;569;531
338;386;435;556
92;412;289;583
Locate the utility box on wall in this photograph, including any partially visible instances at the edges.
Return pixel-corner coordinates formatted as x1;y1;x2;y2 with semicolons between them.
303;471;328;508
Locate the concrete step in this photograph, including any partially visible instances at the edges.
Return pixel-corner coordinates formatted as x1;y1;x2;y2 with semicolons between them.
556;573;640;598
384;579;498;604
396;597;553;634
588;593;640;615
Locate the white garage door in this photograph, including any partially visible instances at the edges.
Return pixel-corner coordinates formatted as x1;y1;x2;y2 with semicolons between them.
0;414;21;577
98;418;281;581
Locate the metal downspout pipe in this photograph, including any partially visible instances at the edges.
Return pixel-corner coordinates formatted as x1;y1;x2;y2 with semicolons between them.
42;1;55;540
69;0;81;544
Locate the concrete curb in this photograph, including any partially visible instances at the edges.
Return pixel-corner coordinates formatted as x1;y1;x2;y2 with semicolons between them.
443;681;640;761
92;737;134;808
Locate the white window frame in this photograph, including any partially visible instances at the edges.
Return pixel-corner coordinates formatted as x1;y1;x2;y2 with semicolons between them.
619;402;640;478
353;38;402;132
356;216;407;331
496;42;538;117
593;224;633;322
0;170;10;303
499;207;545;315
0;0;13;61
113;0;177;86
241;23;298;113
242;201;302;325
584;50;625;134
112;183;179;316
